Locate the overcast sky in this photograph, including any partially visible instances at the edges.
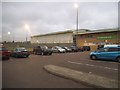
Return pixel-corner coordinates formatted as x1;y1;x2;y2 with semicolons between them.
1;2;118;41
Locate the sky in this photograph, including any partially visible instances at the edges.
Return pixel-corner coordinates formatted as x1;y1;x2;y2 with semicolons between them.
1;1;118;41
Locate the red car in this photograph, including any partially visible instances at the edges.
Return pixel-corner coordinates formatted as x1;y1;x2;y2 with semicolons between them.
0;46;11;60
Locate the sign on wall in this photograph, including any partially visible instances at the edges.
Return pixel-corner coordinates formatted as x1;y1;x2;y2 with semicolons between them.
97;36;117;40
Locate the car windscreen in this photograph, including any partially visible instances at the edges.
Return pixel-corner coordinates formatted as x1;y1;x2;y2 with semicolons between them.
41;46;48;49
64;47;69;49
56;46;62;49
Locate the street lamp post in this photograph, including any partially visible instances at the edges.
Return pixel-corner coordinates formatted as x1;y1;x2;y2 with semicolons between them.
24;24;30;42
7;31;11;42
74;3;79;46
26;31;27;42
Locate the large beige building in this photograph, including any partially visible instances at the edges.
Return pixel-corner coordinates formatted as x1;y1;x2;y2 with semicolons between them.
31;30;73;44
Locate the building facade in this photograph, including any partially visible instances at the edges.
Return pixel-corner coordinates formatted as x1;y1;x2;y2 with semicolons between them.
76;28;120;50
31;28;120;50
31;30;73;47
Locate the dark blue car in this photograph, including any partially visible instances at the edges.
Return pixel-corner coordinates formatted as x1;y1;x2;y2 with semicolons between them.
90;46;120;62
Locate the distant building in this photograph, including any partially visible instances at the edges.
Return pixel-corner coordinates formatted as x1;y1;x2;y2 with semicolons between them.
76;28;120;50
31;28;120;50
31;30;73;46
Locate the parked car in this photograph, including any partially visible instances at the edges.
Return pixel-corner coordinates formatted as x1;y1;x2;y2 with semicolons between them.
0;46;11;60
52;46;66;53
78;46;84;52
11;47;30;58
61;46;72;52
82;46;91;51
90;46;120;62
70;45;79;52
33;46;52;55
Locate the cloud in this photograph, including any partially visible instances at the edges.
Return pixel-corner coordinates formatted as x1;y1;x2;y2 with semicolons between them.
2;2;118;41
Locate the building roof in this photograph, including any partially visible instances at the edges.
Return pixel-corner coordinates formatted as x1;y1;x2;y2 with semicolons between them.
75;28;119;35
31;30;73;38
31;28;119;38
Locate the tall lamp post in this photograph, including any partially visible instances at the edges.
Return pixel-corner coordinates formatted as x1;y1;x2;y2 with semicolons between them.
7;31;11;42
24;24;30;42
73;3;79;47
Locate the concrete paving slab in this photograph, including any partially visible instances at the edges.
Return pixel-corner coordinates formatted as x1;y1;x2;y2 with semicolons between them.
43;64;118;88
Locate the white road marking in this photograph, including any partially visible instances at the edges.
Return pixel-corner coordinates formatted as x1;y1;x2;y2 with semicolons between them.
68;61;118;71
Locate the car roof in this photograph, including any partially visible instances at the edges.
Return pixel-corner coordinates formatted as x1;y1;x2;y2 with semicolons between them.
104;45;120;48
16;47;26;49
104;46;120;48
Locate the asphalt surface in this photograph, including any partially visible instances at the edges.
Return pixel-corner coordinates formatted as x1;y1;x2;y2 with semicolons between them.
2;51;119;88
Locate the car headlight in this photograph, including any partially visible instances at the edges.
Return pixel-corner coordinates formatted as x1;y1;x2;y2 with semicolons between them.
90;52;94;55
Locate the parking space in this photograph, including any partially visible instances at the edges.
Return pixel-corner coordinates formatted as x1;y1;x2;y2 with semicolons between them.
2;51;119;88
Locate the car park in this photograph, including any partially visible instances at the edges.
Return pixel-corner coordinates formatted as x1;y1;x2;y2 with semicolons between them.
61;46;72;52
52;46;66;53
0;46;11;60
11;47;30;58
90;46;120;62
33;46;52;55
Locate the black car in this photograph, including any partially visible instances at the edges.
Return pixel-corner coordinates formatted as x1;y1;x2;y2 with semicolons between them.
82;46;91;51
11;47;30;58
33;46;52;55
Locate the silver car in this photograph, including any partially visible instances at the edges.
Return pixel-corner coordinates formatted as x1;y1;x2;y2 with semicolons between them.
52;46;66;53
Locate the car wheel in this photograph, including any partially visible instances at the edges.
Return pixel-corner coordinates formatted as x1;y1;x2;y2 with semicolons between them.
43;53;46;55
116;57;120;63
26;55;29;58
15;54;18;58
7;57;10;60
49;53;52;55
34;52;37;55
90;55;97;60
41;52;44;55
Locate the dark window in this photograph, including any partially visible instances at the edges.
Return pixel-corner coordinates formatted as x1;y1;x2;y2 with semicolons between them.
108;48;119;52
38;46;40;48
97;48;105;52
118;48;120;51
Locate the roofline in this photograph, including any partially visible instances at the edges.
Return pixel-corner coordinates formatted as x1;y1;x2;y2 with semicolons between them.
31;30;73;38
31;28;119;38
75;28;119;35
